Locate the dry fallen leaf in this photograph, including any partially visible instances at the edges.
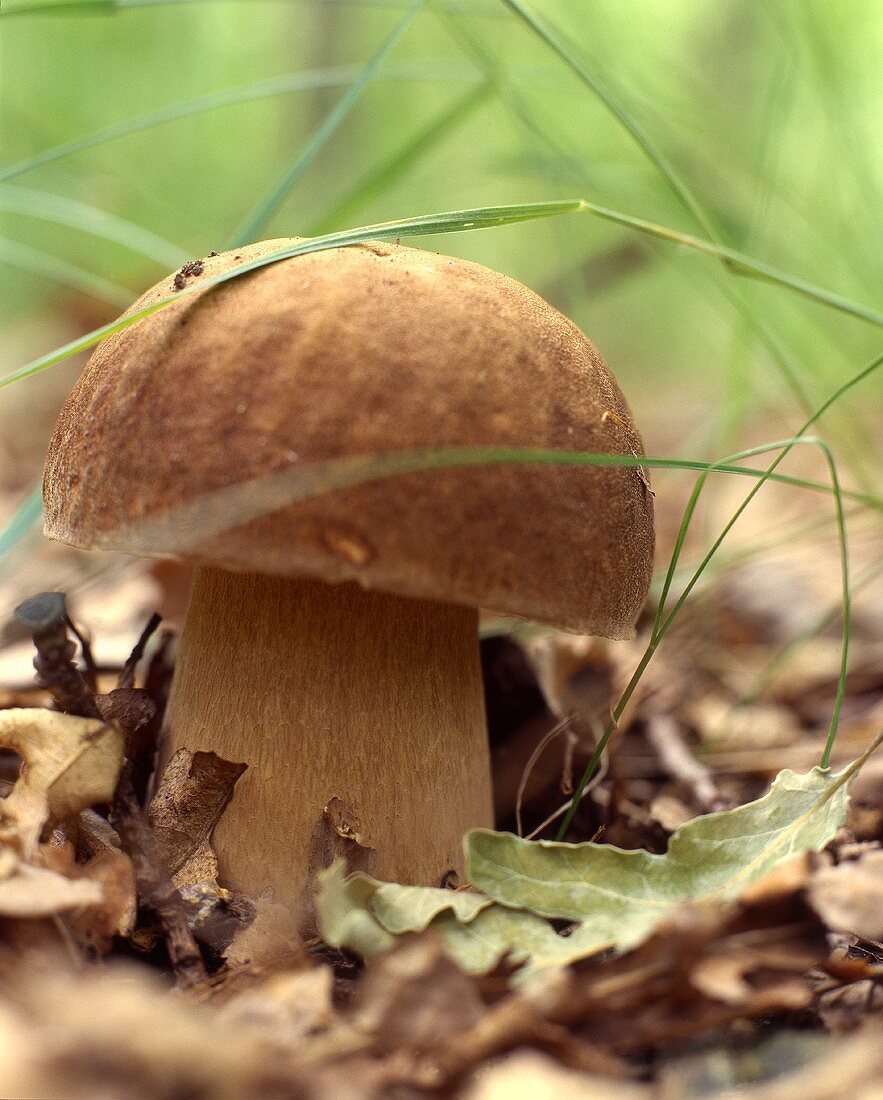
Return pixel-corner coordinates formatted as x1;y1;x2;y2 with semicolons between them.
0;708;123;856
354;935;485;1057
148;748;246;877
809;849;883;942
216;966;334;1048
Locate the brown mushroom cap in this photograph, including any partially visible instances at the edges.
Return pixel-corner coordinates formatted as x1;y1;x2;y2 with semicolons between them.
43;239;654;637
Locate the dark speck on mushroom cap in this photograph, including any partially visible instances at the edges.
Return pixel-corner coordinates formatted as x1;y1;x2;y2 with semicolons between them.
43;238;654;637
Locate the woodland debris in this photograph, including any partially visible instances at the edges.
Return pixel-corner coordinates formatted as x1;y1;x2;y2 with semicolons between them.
111;766;207;987
465;1050;648;1100
0;708;122;856
13;591;97;717
0;861;103;918
809;847;883;942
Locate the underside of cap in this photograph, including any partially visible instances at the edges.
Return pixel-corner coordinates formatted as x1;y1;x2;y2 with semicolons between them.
43;239;654;637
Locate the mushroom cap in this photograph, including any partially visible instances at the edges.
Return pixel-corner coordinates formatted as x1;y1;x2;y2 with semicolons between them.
43;239;654;636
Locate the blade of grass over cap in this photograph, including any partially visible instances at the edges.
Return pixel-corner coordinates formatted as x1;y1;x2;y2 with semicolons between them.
69;444;877;562
228;0;424;247
5;196;878;392
0;201;584;389
1;0;499;13
0;486;43;565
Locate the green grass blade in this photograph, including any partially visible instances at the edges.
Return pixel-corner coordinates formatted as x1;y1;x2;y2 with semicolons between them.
6;196;876;394
228;0;423;247
575;200;883;328
0;200;584;389
0;63;479;183
0;236;133;307
0;185;188;267
0;487;43;563
498;0;719;241
308;83;491;235
2;0;498;13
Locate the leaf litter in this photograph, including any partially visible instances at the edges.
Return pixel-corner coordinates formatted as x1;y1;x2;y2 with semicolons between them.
0;517;881;1095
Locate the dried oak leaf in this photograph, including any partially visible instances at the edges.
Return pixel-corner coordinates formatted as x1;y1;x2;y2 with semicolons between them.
1;962;301;1100
0;709;123;856
148;748;246;880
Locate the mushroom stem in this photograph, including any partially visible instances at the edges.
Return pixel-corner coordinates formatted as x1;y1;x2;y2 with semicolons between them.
163;567;493;902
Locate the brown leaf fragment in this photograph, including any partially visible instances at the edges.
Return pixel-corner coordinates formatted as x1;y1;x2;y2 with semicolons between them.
95;687;156;735
173;837;220;890
690;943;814;1012
809;849;883;942
38;832;135;947
305;797;377;931
308;796;377;879
149;748;246;875
76;847;137;942
73;807;123;857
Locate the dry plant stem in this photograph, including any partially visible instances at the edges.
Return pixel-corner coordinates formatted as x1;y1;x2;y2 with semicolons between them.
164;567;493;902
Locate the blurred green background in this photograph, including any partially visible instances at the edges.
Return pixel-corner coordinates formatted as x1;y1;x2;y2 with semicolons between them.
1;0;881;488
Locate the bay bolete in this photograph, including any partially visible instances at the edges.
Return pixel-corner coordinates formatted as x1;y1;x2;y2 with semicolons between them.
42;239;654;904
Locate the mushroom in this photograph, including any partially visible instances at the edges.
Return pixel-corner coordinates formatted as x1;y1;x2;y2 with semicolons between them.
42;239;654;905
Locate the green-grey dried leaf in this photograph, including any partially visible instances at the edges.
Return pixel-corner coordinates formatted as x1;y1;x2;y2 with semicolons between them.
319;750;878;981
466;761;860;956
317;863;492;951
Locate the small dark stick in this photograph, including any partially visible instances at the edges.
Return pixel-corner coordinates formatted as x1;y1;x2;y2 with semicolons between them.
64;613;98;694
118;612;162;691
13;592;98;718
111;764;207;987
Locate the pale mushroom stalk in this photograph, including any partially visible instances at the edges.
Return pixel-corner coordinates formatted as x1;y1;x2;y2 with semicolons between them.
43;238;654;907
168;568;490;894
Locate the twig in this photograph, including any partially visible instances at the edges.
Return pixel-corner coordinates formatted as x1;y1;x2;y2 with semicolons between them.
64;612;98;694
118;612;162;690
111;764;207;988
645;714;728;812
14;592;97;717
515;716;572;837
524;746;609;841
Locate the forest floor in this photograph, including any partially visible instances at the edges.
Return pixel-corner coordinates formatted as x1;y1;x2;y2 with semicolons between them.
0;457;881;1099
